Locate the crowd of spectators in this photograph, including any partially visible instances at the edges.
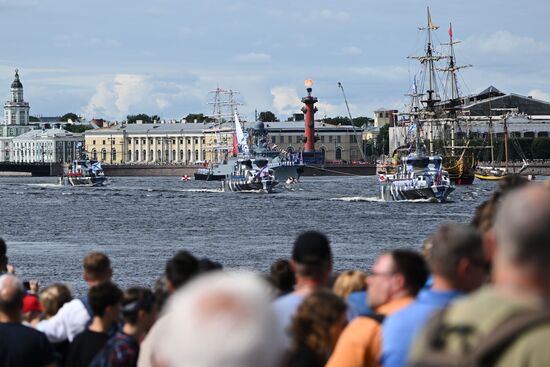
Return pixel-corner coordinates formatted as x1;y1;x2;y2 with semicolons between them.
1;175;550;367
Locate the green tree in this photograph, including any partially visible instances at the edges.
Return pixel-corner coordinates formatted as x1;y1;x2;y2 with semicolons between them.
63;125;92;133
127;114;152;124
60;113;80;122
258;111;279;122
29;116;40;122
183;113;214;123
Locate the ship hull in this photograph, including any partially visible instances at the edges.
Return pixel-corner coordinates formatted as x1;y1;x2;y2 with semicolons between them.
222;178;278;193
68;176;107;187
380;182;454;202
443;155;476;185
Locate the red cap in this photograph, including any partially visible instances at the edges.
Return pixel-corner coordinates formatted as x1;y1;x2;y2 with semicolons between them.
22;294;43;314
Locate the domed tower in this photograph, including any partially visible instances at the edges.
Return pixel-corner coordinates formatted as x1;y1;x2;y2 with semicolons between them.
3;69;30;126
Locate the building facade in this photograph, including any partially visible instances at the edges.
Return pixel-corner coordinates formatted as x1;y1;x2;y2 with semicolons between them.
10;128;83;163
84;120;364;164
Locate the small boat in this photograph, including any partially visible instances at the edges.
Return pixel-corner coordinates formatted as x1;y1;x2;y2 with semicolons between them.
379;154;454;202
66;159;107;187
222;158;278;193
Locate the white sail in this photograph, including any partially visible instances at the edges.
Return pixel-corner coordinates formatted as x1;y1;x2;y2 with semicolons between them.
234;112;249;153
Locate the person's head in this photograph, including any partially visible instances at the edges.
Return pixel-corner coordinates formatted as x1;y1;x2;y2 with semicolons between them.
333;270;368;299
367;250;428;309
121;287;157;333
39;283;73;318
492;185;550;296
426;222;486;292
83;252;112;286
289;289;348;360
151;271;284;367
291;231;332;285
88;281;123;326
22;294;43;322
165;250;199;292
0;274;24;320
153;276;170;313
198;258;223;273
269;259;295;295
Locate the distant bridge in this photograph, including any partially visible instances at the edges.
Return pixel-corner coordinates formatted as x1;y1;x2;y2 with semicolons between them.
0;162;63;176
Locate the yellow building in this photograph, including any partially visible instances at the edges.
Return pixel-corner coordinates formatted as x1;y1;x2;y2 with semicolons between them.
84;120;365;164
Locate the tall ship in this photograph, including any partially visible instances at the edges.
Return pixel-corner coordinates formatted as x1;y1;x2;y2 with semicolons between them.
408;8;476;184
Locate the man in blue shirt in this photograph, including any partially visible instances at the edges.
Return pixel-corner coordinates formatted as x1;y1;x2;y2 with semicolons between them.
272;231;333;348
381;222;487;367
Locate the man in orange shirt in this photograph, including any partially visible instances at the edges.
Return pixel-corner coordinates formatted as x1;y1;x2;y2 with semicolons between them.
326;250;428;367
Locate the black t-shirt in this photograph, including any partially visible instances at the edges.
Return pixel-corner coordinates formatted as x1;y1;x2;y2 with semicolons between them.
66;329;110;367
0;322;55;367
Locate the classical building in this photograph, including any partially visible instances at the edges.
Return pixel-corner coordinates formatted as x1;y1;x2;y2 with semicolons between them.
0;70;32;161
10;128;83;163
84;120;364;164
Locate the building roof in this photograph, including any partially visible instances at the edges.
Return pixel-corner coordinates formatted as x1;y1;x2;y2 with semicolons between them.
12;128;82;141
463;93;550;116
85;120;364;136
11;70;22;89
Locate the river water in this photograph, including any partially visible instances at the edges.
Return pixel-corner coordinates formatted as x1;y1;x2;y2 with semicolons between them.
0;175;498;294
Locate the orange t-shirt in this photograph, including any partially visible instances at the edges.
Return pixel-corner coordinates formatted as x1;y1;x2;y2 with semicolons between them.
325;297;414;367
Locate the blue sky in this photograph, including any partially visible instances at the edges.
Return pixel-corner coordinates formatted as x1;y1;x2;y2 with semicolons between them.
0;0;549;121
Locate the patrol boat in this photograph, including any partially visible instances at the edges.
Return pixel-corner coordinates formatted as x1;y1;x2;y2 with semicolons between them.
66;159;107;187
379;154;454;202
222;157;278;193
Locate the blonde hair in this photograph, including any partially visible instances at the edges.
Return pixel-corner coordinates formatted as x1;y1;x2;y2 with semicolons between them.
39;283;72;318
333;270;367;298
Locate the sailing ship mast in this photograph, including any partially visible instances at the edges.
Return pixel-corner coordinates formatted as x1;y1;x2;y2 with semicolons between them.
408;7;444;154
439;22;472;157
208;88;243;161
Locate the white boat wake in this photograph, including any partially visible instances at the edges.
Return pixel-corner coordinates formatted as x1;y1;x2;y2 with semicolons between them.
180;188;222;193
332;196;436;203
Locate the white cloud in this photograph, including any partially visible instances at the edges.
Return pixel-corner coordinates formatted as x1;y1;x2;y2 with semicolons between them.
318;9;351;21
271;87;301;115
233;52;272;63
528;89;550;102
156;98;170;110
467;31;550;54
341;46;362;56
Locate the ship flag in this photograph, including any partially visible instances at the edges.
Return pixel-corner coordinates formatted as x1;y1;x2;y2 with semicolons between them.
427;7;438;29
91;161;102;172
234;112;249;153
449;23;453;39
232;131;239;156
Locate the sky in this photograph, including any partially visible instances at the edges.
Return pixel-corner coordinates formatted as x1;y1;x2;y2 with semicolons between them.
0;0;549;122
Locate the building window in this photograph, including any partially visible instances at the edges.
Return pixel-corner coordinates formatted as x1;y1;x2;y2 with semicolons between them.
351;135;357;143
179;139;183;144
142;150;146;161
337;136;341;143
127;150;131;160
187;149;191;162
321;136;325;143
296;136;301;143
93;140;96;145
336;147;342;160
135;138;139;143
103;140;106;145
172;140;176;144
194;139;198;144
180;150;184;160
280;136;285;144
112;149;117;162
538;132;549;137
142;139;146;144
329;136;333;143
134;150;139;161
172;150;176;161
379;113;383;118
101;148;107;161
187;139;191;144
271;136;276;143
149;150;153;161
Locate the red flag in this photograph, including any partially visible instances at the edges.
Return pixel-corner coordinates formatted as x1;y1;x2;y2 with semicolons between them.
449;23;453;39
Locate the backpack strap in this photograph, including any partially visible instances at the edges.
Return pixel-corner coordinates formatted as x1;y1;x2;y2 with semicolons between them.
473;308;550;365
79;295;93;328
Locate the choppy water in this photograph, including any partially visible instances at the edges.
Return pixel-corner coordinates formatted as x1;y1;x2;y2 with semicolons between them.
0;176;499;294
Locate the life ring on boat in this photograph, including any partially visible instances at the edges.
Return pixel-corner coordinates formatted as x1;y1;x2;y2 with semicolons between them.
181;175;190;181
379;174;387;182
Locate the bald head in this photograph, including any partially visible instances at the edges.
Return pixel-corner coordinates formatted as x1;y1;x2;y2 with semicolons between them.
494;184;550;273
0;274;24;318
